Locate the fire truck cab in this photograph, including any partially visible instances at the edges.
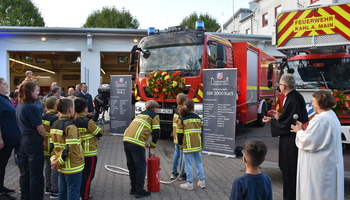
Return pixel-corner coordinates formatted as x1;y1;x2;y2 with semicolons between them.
130;22;278;138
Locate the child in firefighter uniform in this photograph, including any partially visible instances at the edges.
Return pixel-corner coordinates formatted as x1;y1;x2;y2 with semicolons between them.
73;97;103;200
177;99;206;190
170;93;187;180
42;96;59;198
50;98;84;200
123;100;160;198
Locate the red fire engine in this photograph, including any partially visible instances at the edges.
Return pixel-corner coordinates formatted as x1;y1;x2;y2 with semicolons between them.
130;22;278;138
276;3;350;144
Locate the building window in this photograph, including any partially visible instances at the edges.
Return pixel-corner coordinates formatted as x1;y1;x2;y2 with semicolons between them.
262;13;268;27
246;28;250;34
311;0;320;3
275;5;281;19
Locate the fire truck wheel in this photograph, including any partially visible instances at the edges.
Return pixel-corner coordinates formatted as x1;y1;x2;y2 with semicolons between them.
254;107;266;127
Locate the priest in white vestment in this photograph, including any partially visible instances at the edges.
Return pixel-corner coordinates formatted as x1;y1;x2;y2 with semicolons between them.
291;91;344;200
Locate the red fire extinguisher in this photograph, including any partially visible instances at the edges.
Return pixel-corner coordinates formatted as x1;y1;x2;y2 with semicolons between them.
147;147;161;192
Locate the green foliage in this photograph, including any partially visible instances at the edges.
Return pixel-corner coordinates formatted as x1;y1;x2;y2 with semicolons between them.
0;0;45;26
180;12;220;32
83;7;139;29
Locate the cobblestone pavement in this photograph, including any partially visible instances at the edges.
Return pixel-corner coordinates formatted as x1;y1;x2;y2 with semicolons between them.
4;123;350;200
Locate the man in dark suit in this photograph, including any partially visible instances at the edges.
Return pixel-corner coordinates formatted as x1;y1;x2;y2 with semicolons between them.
263;74;308;200
76;83;94;118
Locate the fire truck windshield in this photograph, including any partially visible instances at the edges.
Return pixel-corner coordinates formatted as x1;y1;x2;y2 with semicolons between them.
139;45;203;77
288;57;350;90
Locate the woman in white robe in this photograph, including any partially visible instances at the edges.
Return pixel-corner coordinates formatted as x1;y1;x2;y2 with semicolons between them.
291;91;344;200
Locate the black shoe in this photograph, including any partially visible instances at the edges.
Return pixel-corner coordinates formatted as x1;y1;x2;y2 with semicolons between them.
0;187;15;194
135;189;151;198
130;188;136;195
45;187;52;195
0;193;16;200
178;173;187;181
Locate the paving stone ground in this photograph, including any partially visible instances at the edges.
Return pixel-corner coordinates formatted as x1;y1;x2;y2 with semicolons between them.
4;122;350;200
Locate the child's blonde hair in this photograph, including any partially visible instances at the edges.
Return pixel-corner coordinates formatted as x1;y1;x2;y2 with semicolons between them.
25;70;33;76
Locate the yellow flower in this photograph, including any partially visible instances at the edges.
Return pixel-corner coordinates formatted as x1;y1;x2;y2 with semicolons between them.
172;81;178;87
153;72;158;77
162;88;167;92
164;75;170;80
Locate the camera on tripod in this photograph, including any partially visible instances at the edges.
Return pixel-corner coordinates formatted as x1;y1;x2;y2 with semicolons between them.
93;84;110;122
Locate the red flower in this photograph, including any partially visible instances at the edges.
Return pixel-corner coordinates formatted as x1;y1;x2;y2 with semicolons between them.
172;71;181;77
334;97;340;102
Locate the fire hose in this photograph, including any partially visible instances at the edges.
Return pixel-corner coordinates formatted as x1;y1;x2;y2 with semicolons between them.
104;147;185;185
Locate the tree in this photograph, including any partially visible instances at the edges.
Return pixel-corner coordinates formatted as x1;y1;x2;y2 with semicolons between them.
180;12;220;32
83;7;139;29
0;0;45;26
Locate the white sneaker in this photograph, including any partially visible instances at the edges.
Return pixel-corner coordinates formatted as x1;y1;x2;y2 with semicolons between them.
180;182;194;190
197;180;206;189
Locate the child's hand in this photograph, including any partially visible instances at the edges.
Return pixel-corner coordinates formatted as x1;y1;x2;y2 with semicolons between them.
51;161;59;170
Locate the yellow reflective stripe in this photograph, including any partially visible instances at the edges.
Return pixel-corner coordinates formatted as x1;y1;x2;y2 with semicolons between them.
260;86;274;90
53;143;66;148
208;36;231;46
184;129;201;134
183;118;201;124
46;132;50;136
81;134;94;140
42;120;50;126
92;127;101;135
152;125;160;129
134;118;152;130
84;150;97;156
78;128;87;132
84;139;89;153
177;129;184;134
59;163;85;174
123;137;146;147
50;156;57;162
185;132;191;149
58;156;65;165
51;129;64;135
66;139;81;144
247;86;257;90
183;147;202;153
197;89;203;99
135;125;144;139
150;141;157;147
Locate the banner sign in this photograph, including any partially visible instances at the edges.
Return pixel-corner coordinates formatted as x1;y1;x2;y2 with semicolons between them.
202;69;237;157
109;75;132;135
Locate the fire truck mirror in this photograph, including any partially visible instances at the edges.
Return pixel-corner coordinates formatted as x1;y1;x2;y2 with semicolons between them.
129;64;135;72
216;43;224;61
216;60;225;68
267;80;273;88
142;50;151;59
267;63;273;80
130;52;136;64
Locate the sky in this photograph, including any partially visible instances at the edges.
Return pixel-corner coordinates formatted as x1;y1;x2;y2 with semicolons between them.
31;0;250;29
